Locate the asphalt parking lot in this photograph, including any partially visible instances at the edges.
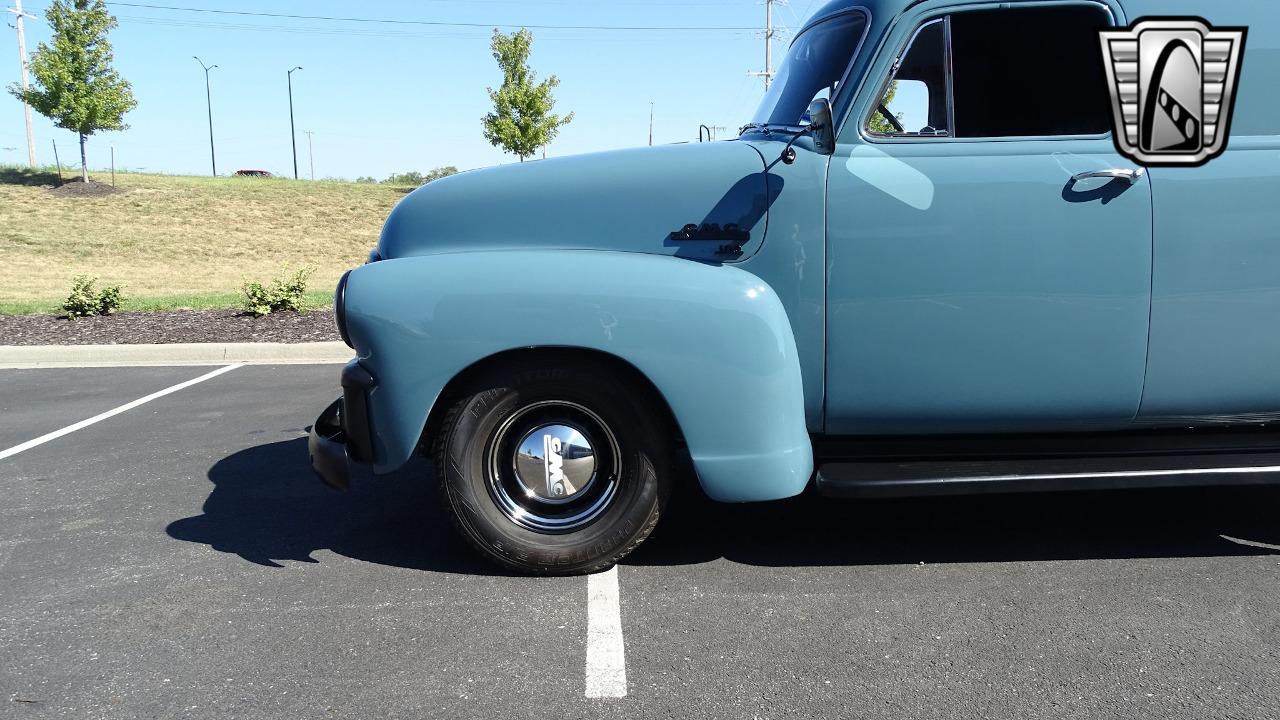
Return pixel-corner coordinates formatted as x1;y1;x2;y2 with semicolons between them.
3;364;1280;719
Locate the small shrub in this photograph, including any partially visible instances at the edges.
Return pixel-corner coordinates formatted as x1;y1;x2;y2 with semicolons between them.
97;283;123;315
63;275;98;318
62;275;125;319
242;267;313;317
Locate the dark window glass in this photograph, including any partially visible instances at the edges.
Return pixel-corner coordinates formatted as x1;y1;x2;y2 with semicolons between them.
950;6;1112;137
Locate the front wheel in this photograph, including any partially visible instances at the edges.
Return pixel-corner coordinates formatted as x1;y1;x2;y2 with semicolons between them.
434;358;673;574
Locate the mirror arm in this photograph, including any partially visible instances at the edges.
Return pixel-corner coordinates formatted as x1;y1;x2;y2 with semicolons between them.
773;99;837;165
779;127;811;165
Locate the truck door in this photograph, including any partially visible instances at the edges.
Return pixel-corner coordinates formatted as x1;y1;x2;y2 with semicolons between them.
824;1;1154;434
1130;1;1280;424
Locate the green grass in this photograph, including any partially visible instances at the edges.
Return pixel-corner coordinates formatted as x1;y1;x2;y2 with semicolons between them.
0;165;412;315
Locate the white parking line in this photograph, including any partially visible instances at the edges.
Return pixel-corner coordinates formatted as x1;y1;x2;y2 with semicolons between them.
0;363;244;461
585;564;627;698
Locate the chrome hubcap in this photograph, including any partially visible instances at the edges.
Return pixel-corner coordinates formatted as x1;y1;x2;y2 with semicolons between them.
513;424;597;503
487;401;620;533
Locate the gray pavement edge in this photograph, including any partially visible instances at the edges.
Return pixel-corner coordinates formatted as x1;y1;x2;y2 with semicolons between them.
0;342;352;368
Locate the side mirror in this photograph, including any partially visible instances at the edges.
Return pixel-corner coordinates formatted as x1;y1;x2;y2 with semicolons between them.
806;98;835;155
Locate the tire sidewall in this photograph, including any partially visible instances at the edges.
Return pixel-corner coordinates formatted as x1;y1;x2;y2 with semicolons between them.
441;363;669;573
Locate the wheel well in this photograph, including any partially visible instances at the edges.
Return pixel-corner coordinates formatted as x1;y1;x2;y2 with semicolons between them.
421;347;687;456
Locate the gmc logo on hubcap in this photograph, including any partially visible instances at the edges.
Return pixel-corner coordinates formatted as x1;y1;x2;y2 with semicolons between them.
543;435;567;497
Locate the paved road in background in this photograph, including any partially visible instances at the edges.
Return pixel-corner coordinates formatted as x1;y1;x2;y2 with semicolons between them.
2;365;1279;719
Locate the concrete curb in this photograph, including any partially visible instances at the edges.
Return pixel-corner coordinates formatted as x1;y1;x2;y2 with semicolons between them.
0;342;352;369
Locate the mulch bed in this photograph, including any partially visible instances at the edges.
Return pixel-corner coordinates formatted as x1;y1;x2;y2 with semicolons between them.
49;178;119;198
0;309;340;345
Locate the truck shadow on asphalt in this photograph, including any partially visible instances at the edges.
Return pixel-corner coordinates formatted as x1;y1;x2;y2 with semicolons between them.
168;438;1280;574
166;436;504;575
630;474;1280;568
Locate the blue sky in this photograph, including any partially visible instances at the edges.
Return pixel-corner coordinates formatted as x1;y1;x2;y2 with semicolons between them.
0;0;828;179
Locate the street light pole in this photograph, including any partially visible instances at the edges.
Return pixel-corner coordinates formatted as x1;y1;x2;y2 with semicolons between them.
287;66;303;180
193;56;217;176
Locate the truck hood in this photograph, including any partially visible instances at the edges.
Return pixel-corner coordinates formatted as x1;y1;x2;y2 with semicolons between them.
377;141;777;263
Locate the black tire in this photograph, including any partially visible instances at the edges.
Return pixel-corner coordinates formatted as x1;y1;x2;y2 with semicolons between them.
434;357;673;574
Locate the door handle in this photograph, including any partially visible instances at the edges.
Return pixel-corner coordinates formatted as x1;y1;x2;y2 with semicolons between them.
1070;168;1146;186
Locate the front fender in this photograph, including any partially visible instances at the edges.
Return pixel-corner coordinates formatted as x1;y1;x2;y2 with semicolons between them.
342;250;812;502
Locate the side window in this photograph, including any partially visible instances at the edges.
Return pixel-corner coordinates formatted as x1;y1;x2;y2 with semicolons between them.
869;19;950;136
878;80;931;133
867;5;1112;139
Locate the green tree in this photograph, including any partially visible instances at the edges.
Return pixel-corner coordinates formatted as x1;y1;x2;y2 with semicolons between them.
8;0;136;183
384;170;426;186
383;166;459;187
481;28;573;162
867;80;904;135
422;165;458;181
423;165;459;183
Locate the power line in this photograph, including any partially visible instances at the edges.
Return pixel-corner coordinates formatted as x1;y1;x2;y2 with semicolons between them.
103;2;758;31
115;15;494;39
113;15;757;42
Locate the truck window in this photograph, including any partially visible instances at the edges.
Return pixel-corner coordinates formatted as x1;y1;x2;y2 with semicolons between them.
951;6;1111;136
752;10;869;127
869;19;949;136
868;5;1113;139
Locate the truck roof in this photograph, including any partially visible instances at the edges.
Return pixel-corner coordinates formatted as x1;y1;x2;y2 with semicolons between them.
802;0;1280;33
800;0;907;34
801;0;1121;32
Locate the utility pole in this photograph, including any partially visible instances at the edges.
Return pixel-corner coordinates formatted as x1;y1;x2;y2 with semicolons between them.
193;56;217;176
748;0;779;90
287;66;302;179
765;0;773;89
7;0;37;167
303;130;315;180
648;101;653;146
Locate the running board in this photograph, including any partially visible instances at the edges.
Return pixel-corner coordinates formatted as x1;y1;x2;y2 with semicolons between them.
815;452;1280;498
